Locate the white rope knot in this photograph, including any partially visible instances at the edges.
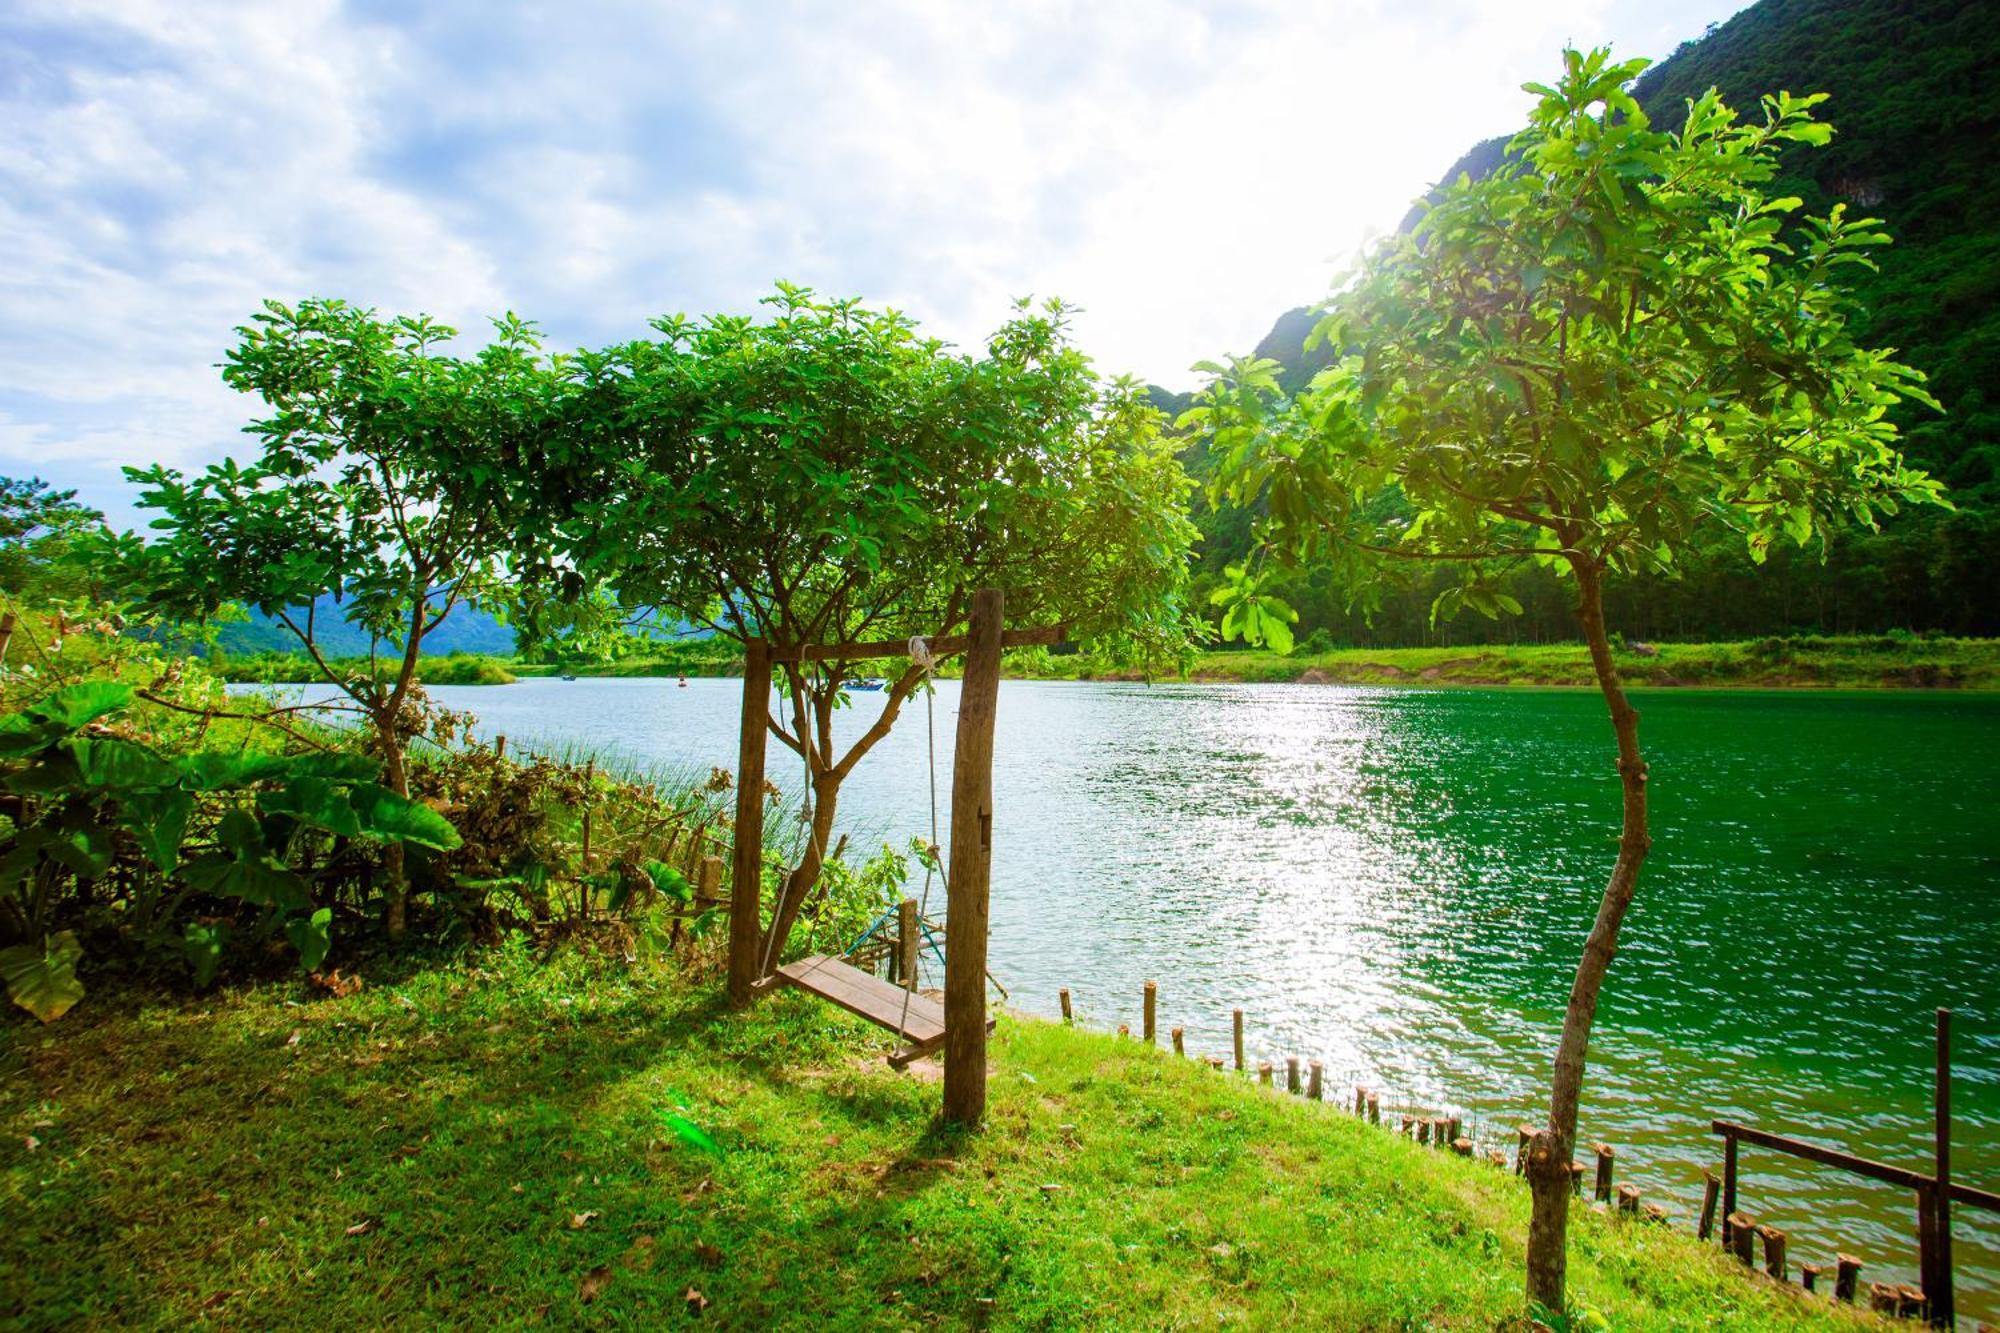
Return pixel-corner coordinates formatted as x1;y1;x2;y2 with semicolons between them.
908;635;935;673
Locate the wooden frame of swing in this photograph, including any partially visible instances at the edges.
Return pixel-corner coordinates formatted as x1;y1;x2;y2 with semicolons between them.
730;592;1045;1124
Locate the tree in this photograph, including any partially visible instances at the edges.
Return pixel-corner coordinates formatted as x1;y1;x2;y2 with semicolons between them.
554;285;1197;999
129;299;577;939
0;477;105;601
1188;49;1944;1315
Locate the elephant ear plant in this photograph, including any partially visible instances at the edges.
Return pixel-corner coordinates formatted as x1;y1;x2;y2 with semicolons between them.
1188;47;1943;1317
0;681;460;1022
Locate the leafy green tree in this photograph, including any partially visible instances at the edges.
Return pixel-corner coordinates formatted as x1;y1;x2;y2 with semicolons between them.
0;477;105;602
1189;49;1943;1313
553;286;1197;992
129;299;576;939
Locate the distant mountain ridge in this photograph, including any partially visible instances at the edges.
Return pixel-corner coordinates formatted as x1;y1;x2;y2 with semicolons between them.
215;595;520;658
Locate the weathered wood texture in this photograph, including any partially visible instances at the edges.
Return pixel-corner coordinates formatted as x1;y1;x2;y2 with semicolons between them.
942;589;1002;1126
727;638;771;1006
773;955;946;1044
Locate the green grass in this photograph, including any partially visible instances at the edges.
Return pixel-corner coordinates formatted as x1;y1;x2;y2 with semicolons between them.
1070;635;2000;689
2;950;1885;1330
219;650;518;686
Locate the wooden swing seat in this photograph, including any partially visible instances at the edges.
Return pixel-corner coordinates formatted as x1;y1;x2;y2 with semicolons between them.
764;954;990;1069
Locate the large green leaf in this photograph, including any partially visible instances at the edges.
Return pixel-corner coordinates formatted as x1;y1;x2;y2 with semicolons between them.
180;851;311;911
0;930;85;1023
27;681;135;729
285;752;381;783
284;907;333;972
69;736;180;791
259;776;362;837
119;788;194;872
347;783;461;851
0;712;62;757
178;751;297;791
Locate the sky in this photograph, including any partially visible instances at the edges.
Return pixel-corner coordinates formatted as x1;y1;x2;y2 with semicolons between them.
1;0;1747;530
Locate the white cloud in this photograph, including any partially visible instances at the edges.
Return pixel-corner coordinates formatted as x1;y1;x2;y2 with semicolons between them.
0;0;1745;525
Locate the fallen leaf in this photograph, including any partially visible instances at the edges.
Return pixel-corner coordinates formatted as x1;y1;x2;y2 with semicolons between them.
568;1210;599;1230
693;1241;723;1269
684;1287;709;1314
345;1219;374;1237
622;1236;657;1272
578;1265;612;1304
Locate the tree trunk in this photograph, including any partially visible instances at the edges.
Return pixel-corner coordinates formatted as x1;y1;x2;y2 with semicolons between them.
1525;556;1652;1315
762;772;841;965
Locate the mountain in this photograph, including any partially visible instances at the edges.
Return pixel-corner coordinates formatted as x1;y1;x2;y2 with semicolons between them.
215;596;520;658
1197;0;2000;641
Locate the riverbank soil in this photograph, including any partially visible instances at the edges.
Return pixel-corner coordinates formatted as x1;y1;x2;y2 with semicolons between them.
1;949;1888;1329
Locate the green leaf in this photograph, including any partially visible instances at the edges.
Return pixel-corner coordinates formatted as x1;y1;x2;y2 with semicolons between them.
259;776;362;837
183;921;228;988
180;851;311;912
285;907;333;972
120;789;194;873
27;682;135;729
0;931;85;1023
179;752;298;791
68;736;179;790
347;783;462;851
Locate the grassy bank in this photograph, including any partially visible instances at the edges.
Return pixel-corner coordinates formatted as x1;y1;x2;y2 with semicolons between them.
1165;634;2000;689
219;649;518;686
228;635;2000;691
3;951;1881;1329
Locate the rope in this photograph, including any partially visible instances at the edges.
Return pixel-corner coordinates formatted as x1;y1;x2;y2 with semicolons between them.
894;639;943;1042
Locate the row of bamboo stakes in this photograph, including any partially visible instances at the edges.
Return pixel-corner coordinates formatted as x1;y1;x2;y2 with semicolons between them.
1061;979;1945;1324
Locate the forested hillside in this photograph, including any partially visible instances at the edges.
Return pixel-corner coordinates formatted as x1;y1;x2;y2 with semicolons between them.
1190;0;2000;645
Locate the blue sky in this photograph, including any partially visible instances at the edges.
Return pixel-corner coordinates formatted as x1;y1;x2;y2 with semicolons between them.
1;1;1745;530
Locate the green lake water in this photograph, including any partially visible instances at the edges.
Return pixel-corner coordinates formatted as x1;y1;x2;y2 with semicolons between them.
382;678;2000;1312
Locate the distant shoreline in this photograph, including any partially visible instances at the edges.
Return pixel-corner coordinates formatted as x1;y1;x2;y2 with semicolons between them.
219;634;2000;692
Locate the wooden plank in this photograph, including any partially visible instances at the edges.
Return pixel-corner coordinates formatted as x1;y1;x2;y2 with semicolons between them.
1714;1120;2000;1214
775;956;947;1043
769;623;1066;664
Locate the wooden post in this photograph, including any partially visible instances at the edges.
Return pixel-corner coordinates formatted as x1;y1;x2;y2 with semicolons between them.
1835;1254;1862;1303
1801;1262;1824;1293
1643;1203;1669;1226
1698;1169;1721;1241
1727;1213;1755;1266
1930;1007;1954;1328
1232;1010;1245;1072
942;589;1002;1127
1869;1282;1899;1314
1617;1183;1641;1217
1452;1137;1474;1158
1308;1061;1323;1100
1721;1132;1739;1246
1118;1024;1129;1038
1059;988;1072;1023
1567;1161;1586;1197
1143;980;1157;1045
1257;1061;1272;1086
1172;1027;1185;1056
1515;1125;1534;1176
1758;1225;1786;1277
1896;1285;1926;1321
1444;1115;1461;1144
1367;1093;1379;1125
897;898;920;991
1592;1143;1615;1202
1286;1057;1301;1094
1206;1055;1224;1070
1353;1086;1367;1117
494;733;506;759
727;638;770;1006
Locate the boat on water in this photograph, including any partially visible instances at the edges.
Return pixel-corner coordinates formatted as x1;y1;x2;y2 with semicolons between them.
561;673;578;681
843;677;887;692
